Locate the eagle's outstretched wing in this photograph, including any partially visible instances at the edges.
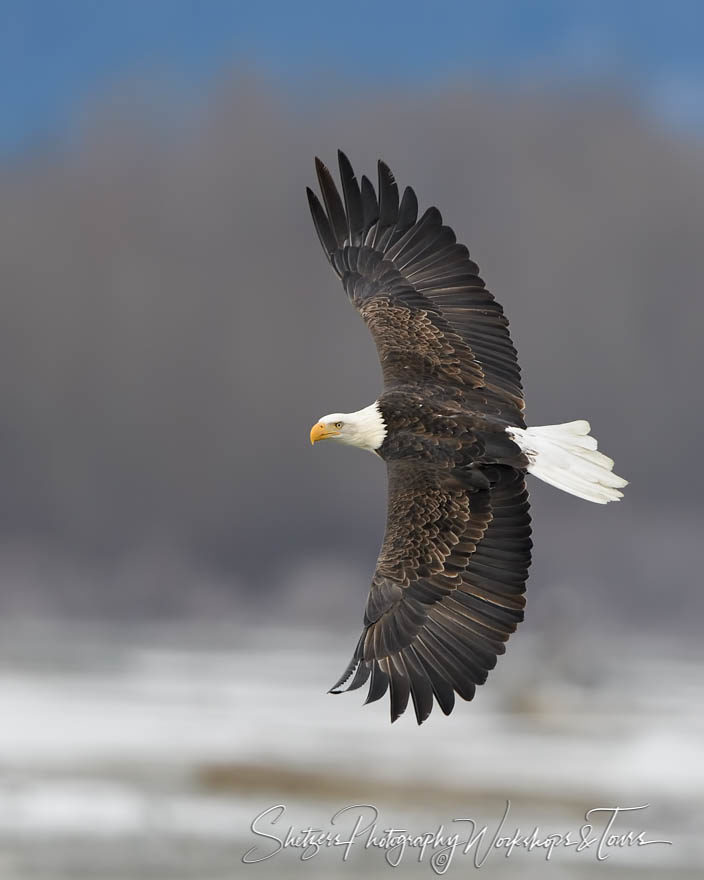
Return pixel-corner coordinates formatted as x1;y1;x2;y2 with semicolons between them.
329;464;531;723
307;152;525;426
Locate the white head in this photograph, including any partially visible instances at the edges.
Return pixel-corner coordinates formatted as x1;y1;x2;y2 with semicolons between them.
310;402;386;453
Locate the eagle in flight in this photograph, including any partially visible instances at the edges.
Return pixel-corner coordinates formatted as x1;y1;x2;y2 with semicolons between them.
307;152;626;724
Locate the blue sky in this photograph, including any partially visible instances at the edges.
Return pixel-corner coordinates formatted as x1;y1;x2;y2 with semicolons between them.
2;0;704;153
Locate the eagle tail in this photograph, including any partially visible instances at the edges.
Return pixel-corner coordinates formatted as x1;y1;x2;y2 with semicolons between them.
507;421;627;504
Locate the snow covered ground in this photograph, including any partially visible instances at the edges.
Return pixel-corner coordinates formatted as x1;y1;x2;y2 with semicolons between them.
0;619;701;879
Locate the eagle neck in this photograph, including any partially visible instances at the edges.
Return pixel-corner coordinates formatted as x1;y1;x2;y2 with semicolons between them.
349;401;387;452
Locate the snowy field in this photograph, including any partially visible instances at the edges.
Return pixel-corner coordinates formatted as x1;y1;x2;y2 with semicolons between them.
0;619;701;879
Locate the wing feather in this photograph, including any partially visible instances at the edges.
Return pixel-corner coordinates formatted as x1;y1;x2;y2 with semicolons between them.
337;150;365;246
306;188;337;257
360;174;379;231
364;662;389;704
396;186;419;232
315;157;347;247
374;160;400;247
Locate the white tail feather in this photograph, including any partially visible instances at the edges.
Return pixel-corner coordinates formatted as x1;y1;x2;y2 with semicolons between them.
507;421;627;504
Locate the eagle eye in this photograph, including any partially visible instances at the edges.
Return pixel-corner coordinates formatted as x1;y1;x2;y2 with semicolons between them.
334;421;343;429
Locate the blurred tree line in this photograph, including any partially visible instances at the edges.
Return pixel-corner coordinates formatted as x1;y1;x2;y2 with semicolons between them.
0;77;700;621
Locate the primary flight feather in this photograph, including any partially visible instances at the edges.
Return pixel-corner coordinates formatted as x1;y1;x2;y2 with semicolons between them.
307;151;626;724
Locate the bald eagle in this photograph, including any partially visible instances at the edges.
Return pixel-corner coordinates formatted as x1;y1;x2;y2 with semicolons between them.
307;152;626;724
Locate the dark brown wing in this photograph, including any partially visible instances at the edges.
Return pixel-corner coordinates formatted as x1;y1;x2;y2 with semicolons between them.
307;151;524;425
330;465;531;723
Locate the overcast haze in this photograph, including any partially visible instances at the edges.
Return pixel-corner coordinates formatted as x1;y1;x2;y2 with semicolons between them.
0;75;700;626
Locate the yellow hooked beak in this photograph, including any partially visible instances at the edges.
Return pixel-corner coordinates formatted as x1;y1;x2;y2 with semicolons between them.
310;422;340;445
